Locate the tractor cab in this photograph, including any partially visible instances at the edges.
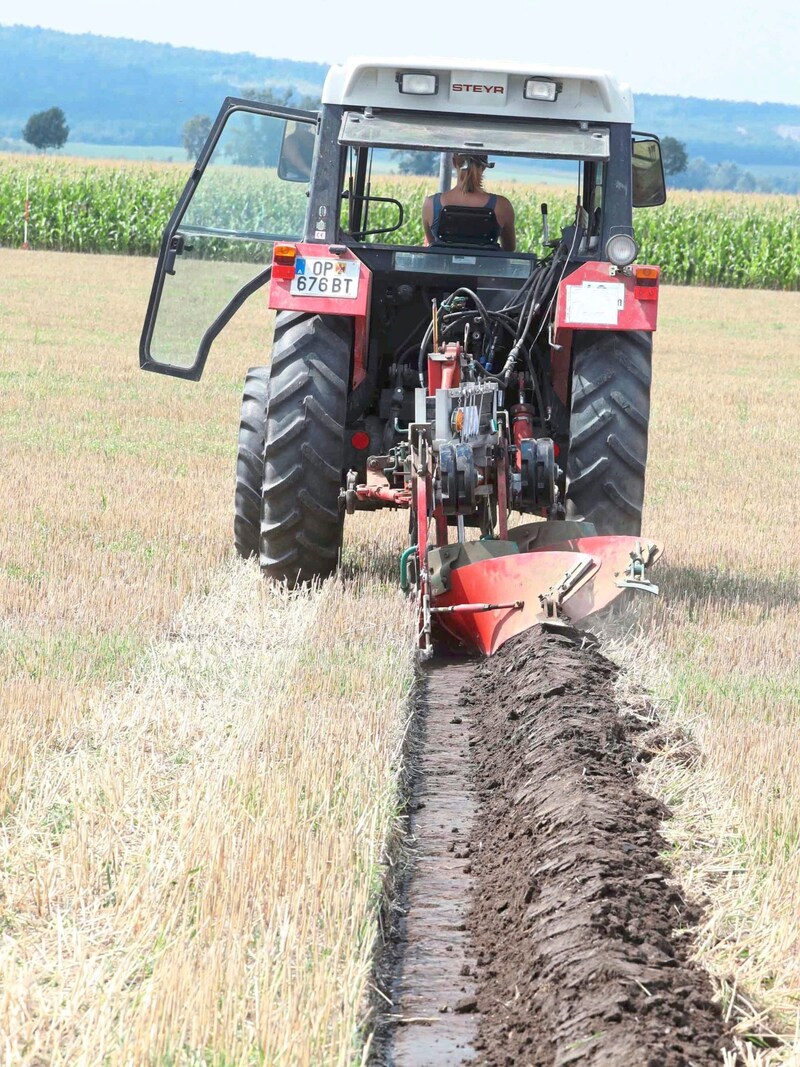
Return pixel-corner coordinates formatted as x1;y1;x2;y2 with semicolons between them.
139;58;667;654
140;59;665;381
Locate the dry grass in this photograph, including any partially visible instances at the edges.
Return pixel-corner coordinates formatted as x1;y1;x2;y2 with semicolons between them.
0;559;414;1064
601;284;800;1062
1;249;260;811
0;249;414;1063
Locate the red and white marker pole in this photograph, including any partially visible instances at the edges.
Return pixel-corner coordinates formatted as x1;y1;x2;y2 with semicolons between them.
22;175;30;250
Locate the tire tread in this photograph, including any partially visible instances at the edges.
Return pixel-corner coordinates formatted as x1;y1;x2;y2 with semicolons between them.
260;311;351;584
565;331;652;536
233;366;270;559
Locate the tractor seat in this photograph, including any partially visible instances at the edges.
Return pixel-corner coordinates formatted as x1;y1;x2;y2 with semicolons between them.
432;205;501;249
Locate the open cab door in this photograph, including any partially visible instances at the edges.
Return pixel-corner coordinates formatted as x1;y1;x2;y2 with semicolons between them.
139;97;317;381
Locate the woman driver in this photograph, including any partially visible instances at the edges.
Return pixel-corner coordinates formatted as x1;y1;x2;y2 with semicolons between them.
422;153;516;251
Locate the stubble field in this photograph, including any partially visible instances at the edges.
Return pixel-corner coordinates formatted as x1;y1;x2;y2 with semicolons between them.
0;249;414;1064
1;248;799;1063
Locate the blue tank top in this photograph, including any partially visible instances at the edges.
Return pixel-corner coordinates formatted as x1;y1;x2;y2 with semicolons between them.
431;192;498;242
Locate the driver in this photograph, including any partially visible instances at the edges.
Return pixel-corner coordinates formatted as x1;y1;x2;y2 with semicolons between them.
423;154;516;251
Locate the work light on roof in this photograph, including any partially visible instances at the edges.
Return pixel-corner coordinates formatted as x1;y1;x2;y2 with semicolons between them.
397;71;438;95
524;78;558;102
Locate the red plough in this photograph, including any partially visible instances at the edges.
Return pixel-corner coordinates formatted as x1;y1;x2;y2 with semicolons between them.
358;338;664;658
429;535;662;656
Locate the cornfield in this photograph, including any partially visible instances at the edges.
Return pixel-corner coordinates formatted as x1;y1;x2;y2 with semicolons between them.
1;155;799;288
0;156;185;256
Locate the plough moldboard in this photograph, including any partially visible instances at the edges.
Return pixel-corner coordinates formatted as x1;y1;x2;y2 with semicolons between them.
427;529;662;656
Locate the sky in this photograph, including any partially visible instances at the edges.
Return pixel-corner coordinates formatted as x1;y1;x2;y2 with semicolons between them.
3;0;800;106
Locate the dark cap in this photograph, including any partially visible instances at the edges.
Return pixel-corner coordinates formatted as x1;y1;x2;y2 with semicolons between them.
454;152;495;170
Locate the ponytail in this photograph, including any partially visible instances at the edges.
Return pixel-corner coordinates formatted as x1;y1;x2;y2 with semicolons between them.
453;154;485;194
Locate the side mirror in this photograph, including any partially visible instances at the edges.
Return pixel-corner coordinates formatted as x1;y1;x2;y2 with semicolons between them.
278;121;315;182
632;137;667;208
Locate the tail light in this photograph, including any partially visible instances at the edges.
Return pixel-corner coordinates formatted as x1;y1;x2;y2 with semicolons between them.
634;265;660;301
273;243;297;281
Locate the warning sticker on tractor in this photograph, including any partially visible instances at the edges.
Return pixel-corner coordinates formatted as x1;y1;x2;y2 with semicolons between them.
565;282;625;325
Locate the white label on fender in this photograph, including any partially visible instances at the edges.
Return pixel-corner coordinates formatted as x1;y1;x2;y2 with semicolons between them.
565;282;625;325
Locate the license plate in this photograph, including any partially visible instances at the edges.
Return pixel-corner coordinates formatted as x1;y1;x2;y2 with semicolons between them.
290;257;360;299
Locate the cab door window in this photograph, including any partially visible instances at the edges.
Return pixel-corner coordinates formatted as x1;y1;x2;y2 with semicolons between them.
140;99;317;379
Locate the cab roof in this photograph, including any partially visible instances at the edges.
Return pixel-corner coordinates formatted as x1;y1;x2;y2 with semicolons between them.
322;57;634;124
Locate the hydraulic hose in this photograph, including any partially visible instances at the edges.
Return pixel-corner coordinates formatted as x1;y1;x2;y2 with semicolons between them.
415;240;575;391
417;319;435;385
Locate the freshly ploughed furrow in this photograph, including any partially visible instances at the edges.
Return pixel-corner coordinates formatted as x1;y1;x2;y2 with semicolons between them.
462;627;735;1066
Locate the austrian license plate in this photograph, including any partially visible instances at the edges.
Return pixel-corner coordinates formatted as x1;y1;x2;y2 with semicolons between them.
290;257;360;298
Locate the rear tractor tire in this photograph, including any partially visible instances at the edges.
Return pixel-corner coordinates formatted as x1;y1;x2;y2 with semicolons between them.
234;365;269;559
565;330;652;537
260;311;351;585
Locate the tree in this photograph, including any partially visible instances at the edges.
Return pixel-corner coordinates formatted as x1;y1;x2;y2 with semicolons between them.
661;136;688;176
225;87;303;167
22;107;69;151
393;150;439;176
683;156;711;189
709;160;741;191
225;109;283;168
182;114;212;159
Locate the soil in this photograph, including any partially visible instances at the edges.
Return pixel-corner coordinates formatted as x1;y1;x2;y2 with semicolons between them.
462;626;735;1066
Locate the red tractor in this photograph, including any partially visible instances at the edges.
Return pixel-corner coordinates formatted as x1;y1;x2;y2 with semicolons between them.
141;58;666;655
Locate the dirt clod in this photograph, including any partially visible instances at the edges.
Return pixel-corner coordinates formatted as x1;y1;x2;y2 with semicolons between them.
454;996;479;1014
465;626;735;1066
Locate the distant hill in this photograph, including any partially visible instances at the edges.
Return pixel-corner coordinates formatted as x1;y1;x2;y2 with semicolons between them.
1;23;800;171
636;93;800;168
0;24;327;145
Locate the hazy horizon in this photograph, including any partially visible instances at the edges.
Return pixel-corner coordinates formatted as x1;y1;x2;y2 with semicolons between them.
3;0;800;108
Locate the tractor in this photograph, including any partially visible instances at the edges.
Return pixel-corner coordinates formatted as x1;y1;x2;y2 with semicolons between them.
140;57;666;655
